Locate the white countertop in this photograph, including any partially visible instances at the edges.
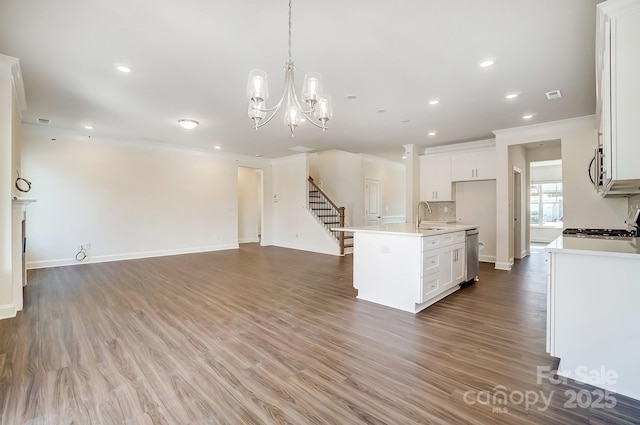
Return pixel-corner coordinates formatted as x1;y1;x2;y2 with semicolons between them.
332;223;478;237
546;235;640;258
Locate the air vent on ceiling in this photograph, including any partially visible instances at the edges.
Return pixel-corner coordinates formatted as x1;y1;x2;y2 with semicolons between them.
38;118;50;124
545;90;562;100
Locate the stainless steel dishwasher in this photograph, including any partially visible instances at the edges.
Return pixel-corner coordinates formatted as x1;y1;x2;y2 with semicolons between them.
463;228;479;286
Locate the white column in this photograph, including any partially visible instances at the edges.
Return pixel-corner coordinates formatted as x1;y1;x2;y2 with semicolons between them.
403;144;419;226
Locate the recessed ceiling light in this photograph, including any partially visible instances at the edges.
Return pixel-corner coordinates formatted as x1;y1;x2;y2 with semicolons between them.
505;93;518;99
346;94;357;100
115;64;131;73
254;154;261;157
522;114;534;120
401;155;407;160
178;119;199;130
84;125;94;130
479;59;495;68
428;99;439;105
377;109;387;113
428;131;437;136
214;145;221;150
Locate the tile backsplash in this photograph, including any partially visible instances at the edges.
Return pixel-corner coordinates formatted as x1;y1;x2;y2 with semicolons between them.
419;201;456;222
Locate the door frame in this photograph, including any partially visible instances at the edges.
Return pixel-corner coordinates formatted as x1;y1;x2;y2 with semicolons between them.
364;178;381;225
513;166;523;260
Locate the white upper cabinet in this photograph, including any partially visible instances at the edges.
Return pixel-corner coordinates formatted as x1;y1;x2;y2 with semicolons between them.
596;0;640;194
419;154;454;202
451;149;496;182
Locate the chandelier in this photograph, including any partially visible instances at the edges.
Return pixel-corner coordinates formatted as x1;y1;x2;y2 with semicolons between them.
246;0;333;136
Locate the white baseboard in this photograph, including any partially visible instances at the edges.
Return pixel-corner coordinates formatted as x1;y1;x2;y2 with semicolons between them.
26;244;239;270
274;241;340;256
238;237;260;244
494;261;512;271
479;254;496;263
0;304;17;320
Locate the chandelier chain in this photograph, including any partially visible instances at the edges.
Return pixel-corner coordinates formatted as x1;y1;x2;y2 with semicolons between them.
288;0;292;62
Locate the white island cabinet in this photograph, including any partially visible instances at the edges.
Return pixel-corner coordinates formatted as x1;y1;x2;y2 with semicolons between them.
333;223;477;314
546;236;640;401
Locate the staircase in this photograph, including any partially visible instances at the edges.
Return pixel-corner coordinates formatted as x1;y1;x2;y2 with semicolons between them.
307;177;353;255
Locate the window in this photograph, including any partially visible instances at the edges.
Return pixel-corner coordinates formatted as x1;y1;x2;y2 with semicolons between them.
530;181;563;228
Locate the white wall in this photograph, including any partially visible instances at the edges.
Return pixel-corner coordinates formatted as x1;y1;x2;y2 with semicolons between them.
561;126;627;228
494;116;628;270
237;167;261;243
381;161;406;220
455;180;496;263
0;67;13;314
311;150;363;225
311;150;405;226
271;154;339;255
22;125;256;268
530;162;562;182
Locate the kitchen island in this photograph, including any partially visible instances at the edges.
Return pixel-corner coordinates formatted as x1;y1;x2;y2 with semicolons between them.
545;236;640;401
334;223;478;314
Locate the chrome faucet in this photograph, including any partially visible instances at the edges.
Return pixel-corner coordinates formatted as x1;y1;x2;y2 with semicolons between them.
415;201;433;228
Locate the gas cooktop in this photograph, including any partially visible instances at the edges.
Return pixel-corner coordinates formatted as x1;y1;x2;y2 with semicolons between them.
562;228;637;238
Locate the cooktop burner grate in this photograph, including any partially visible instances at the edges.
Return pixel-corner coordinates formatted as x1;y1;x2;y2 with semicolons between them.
562;228;636;238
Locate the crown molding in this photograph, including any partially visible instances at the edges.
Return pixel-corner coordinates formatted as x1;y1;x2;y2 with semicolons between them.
0;54;27;113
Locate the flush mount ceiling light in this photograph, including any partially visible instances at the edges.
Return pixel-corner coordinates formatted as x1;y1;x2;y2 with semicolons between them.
428;99;439;105
428;131;437;136
246;0;332;136
479;59;495;68
505;93;519;99
178;119;199;130
84;125;94;130
114;64;131;73
522;114;534;120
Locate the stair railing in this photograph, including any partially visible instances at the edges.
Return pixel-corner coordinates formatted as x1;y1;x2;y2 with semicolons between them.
308;177;346;254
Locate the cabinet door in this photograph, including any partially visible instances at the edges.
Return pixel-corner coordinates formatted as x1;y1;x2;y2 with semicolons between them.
439;246;455;290
611;8;640;181
451;152;476;182
421;273;441;302
420;155;453;201
451;150;496;181
441;242;466;291
474;150;496;180
451;243;466;285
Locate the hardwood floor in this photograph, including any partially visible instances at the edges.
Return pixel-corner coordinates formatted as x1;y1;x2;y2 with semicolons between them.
1;243;639;424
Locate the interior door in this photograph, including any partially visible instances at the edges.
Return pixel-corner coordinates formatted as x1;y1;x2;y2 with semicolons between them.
365;178;381;225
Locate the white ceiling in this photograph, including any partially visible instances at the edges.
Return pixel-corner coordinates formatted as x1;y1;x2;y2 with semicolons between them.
0;0;602;160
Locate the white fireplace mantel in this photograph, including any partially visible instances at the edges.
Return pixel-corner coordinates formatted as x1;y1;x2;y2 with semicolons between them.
11;196;36;314
12;196;37;206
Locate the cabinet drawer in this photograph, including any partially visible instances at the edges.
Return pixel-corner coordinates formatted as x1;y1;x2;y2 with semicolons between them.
421;236;441;251
452;231;466;244
422;251;440;275
421;273;440;302
440;231;465;246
